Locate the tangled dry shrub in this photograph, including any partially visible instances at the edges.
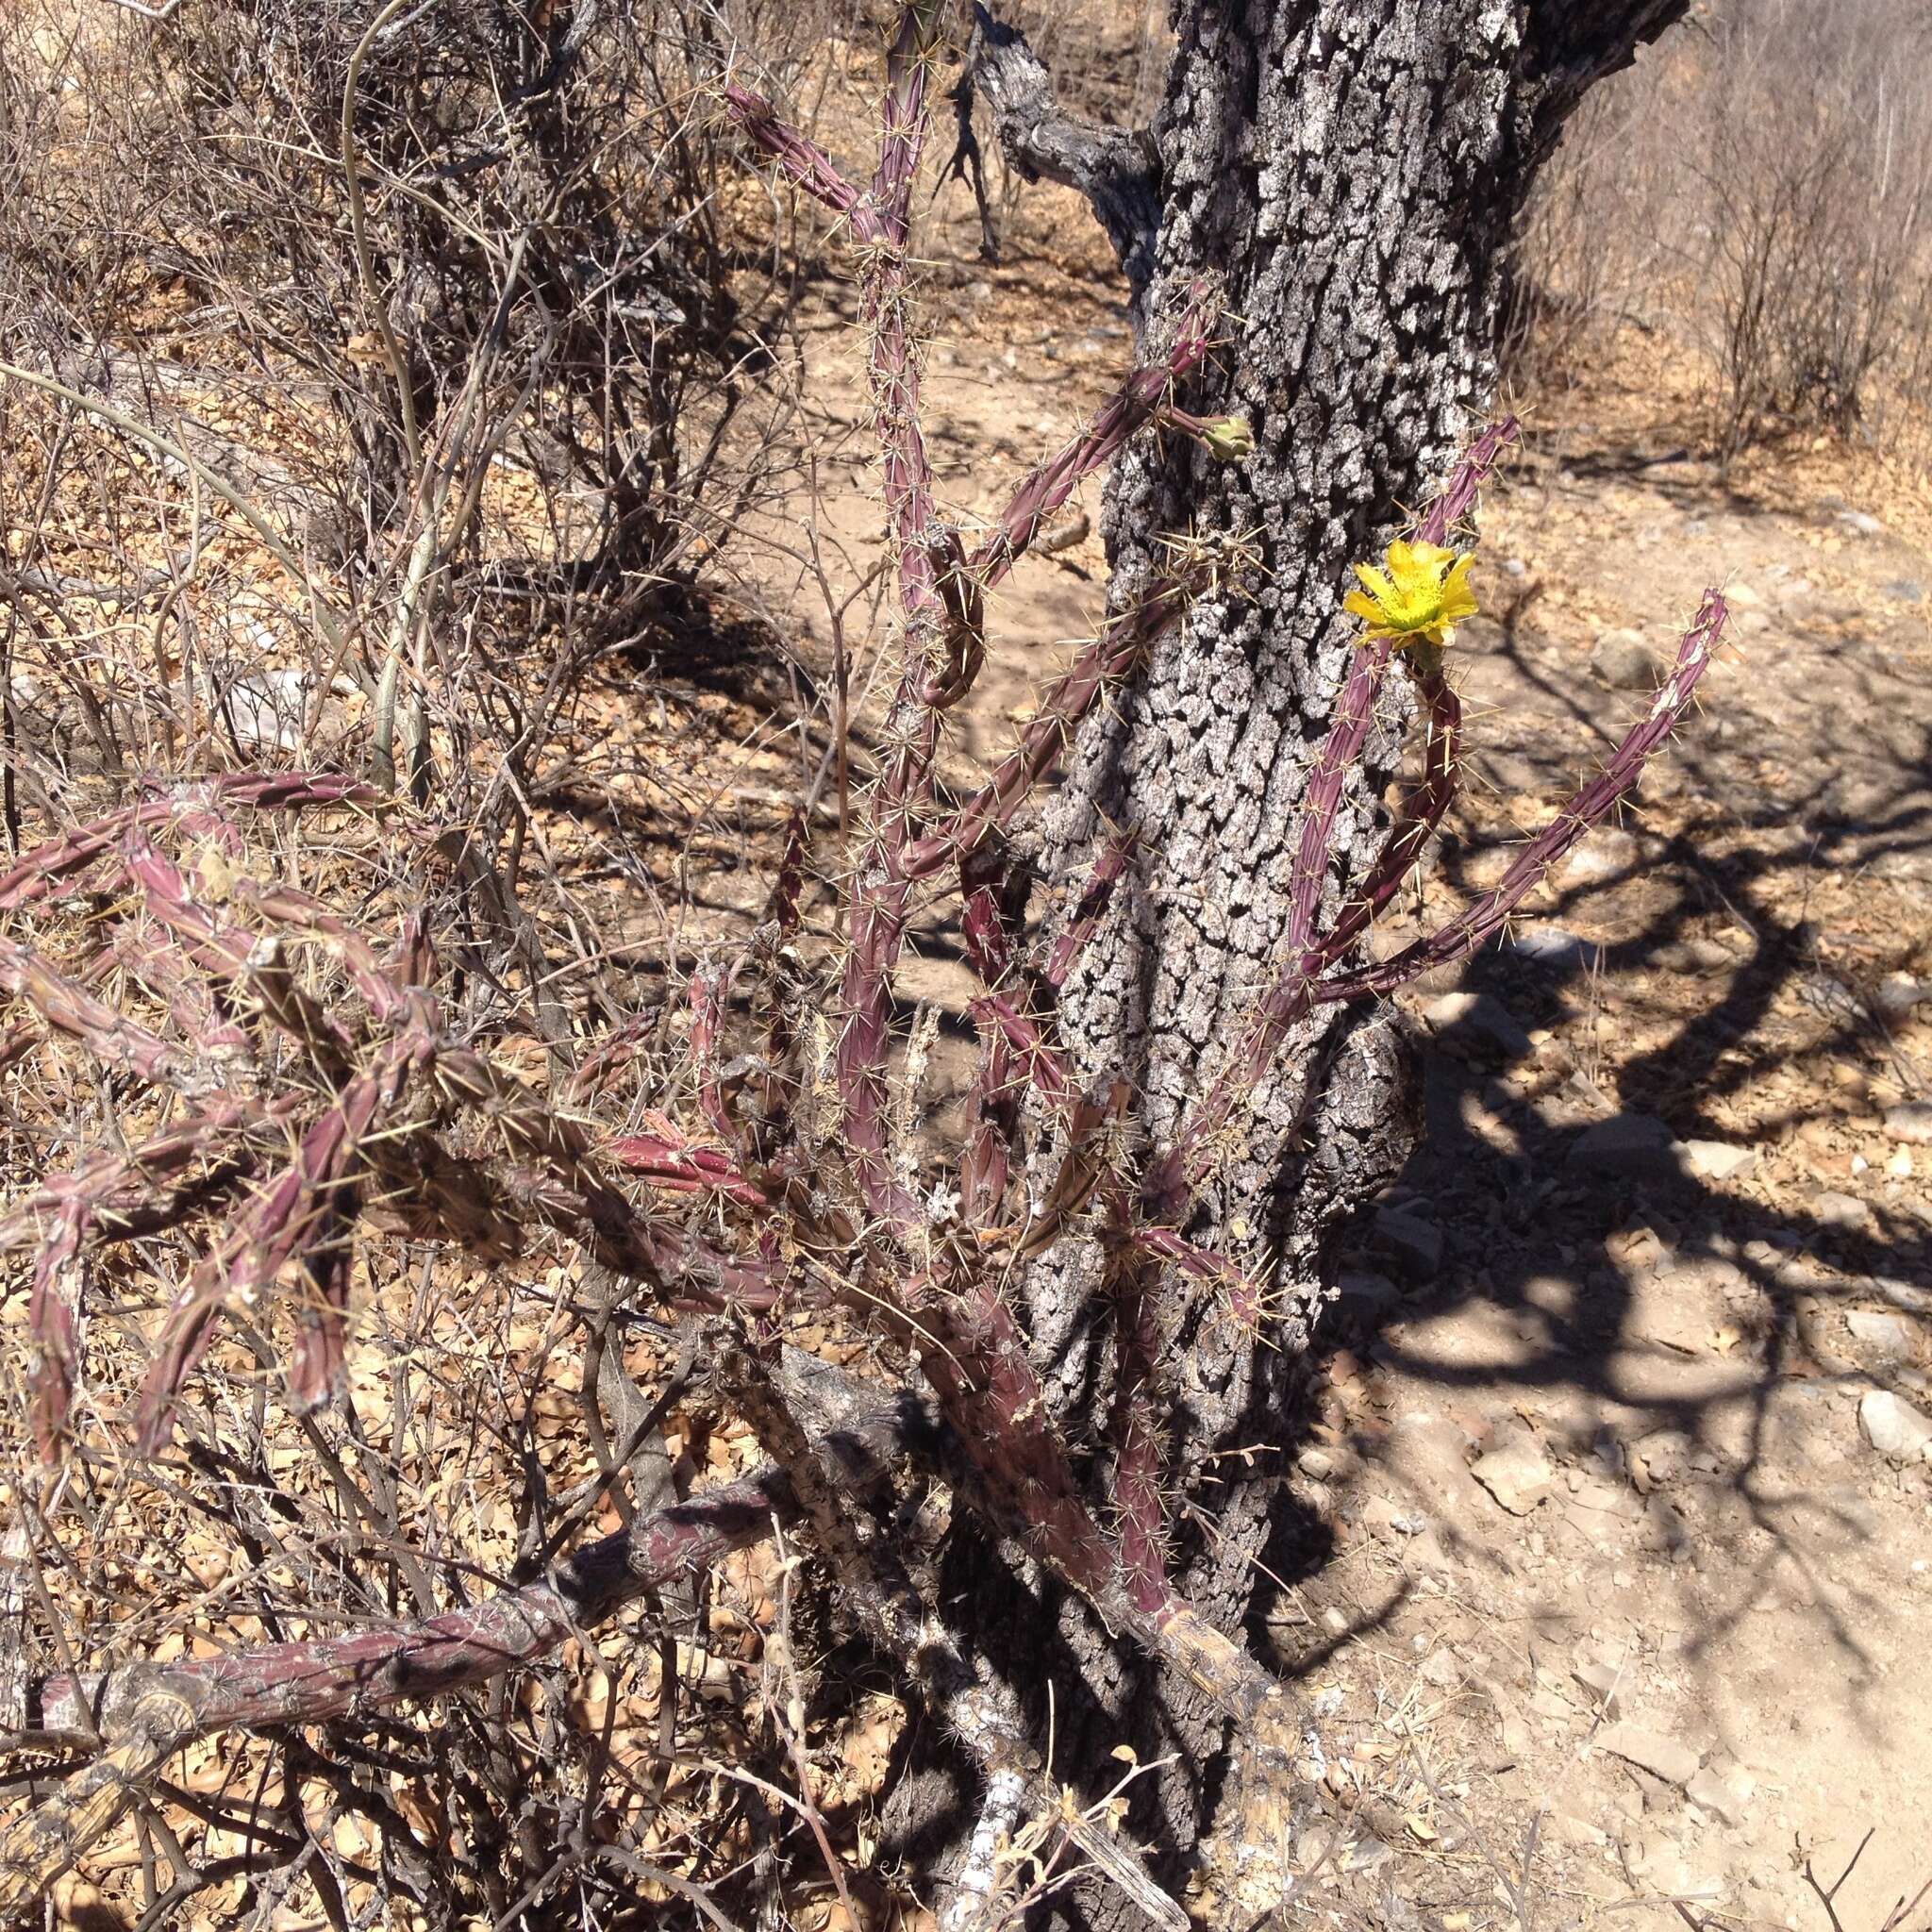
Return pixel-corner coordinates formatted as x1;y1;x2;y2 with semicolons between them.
2;7;1732;1926
1502;0;1932;459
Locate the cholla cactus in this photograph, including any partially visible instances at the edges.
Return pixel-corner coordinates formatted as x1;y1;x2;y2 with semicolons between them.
0;8;1726;1914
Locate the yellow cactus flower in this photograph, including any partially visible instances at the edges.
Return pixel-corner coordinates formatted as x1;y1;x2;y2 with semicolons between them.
1344;538;1477;646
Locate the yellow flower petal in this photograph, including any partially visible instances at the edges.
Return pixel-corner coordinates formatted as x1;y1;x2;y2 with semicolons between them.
1344;536;1480;647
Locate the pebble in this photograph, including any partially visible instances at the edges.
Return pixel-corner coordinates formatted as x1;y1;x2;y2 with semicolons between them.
1590;627;1666;690
1811;1190;1870;1230
1683;1138;1756;1181
1424;990;1532;1059
1884;1103;1932;1147
1572;1656;1625;1714
1596;1721;1701;1787
1567;1112;1690;1185
1836;508;1883;537
1858;1390;1932;1464
1560;827;1641;886
1883;578;1924;602
1374;1204;1443;1281
1686;1766;1745;1825
1844;1310;1917;1365
1471;1425;1557;1515
1874;974;1930;1020
1508;924;1597;969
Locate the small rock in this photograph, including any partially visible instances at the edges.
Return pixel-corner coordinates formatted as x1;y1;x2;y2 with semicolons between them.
1561;827;1641;886
1424;990;1532;1059
1836;508;1883;537
1596;1722;1702;1788
1858;1390;1932;1464
1683;1138;1756;1181
1684;935;1740;973
1420;1648;1462;1688
1362;1494;1429;1541
1845;1310;1917;1365
1567;1113;1690;1186
1321;1606;1350;1636
1573;1656;1626;1715
219;668;312;751
1509;924;1595;968
1297;1445;1338;1480
1812;1190;1870;1231
1630;1430;1691;1491
1590;627;1666;690
1471;1425;1556;1515
1884;1104;1932;1147
1374;1205;1443;1282
1333;1269;1402;1326
1686;1766;1745;1825
1874;974;1930;1021
1882;578;1924;603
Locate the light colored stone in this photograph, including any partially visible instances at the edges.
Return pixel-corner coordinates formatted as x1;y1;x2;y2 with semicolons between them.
1424;990;1532;1059
1596;1722;1702;1787
1683;1139;1757;1181
1333;1269;1401;1326
1471;1425;1556;1515
1686;1766;1745;1825
1845;1310;1917;1365
1374;1205;1442;1282
1884;1104;1932;1147
1573;1657;1626;1714
1567;1113;1690;1185
1812;1190;1870;1230
1858;1390;1932;1464
1591;627;1666;690
1509;924;1595;969
1561;827;1641;886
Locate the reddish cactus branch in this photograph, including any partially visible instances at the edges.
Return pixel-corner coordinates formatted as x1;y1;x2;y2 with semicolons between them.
965;291;1216;588
1317;591;1727;1002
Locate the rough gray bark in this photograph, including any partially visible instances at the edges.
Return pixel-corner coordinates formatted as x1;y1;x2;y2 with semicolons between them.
902;5;1690;1923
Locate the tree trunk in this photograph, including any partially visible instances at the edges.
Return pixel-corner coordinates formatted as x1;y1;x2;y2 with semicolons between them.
893;4;1690;1922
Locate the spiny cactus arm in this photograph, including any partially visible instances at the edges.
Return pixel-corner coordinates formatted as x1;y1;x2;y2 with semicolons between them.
1306;660;1461;974
132;1005;436;1453
225;876;415;1022
121;839;360;1080
884;1266;1302;1755
0;772;377;913
0;935;212;1096
1146;420;1518;1208
899;569;1196;881
965;291;1216;588
603;1129;773;1209
0;1094;309;1257
0;1463;805;1914
957;856;1025;1224
27;1200;89;1463
1129;1225;1270;1330
1316;591;1728;1003
876;5;945;232
433;1046;780;1307
683;961;740;1148
723;86;878;238
1039;828;1136;992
